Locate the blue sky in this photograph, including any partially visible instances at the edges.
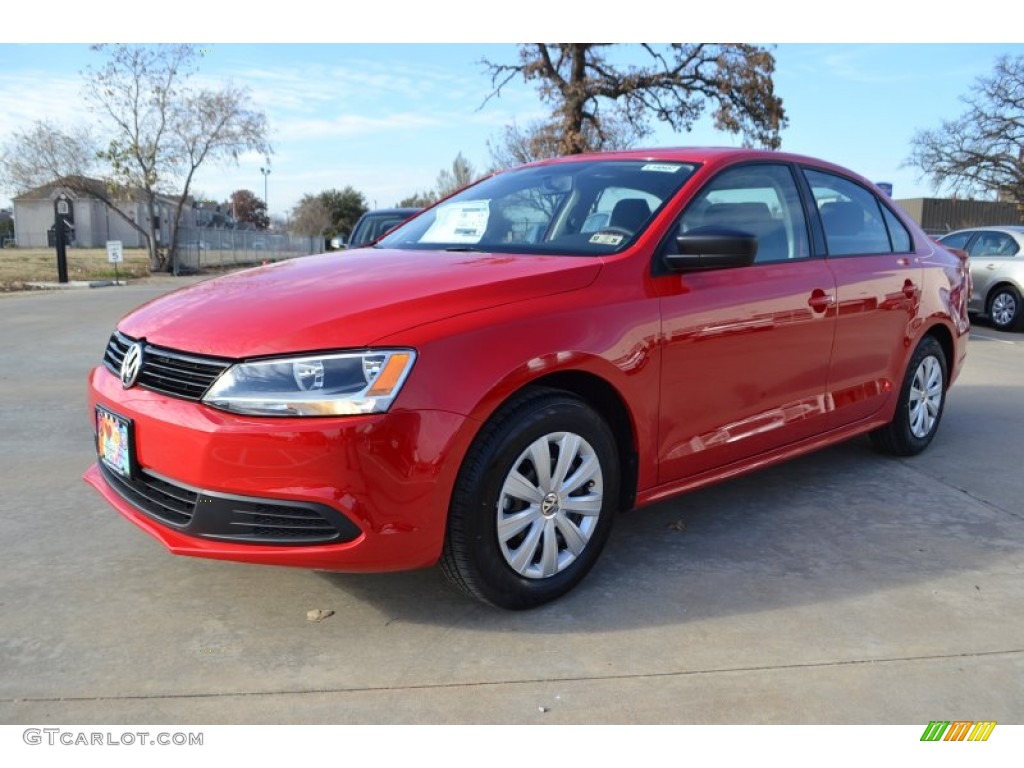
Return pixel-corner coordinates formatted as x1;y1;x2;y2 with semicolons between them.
2;39;1022;217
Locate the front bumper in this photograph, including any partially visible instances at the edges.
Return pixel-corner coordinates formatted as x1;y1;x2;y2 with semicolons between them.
85;365;471;572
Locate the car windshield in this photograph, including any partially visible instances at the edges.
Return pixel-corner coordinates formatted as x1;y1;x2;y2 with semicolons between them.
377;159;699;256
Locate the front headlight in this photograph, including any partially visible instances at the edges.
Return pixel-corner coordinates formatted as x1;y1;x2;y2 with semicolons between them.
202;350;416;417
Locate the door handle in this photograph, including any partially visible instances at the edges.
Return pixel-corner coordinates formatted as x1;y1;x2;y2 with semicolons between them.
807;289;834;313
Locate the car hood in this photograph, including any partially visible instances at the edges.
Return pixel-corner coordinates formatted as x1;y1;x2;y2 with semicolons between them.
119;249;602;358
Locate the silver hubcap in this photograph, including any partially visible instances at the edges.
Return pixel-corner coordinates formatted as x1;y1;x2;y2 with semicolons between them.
497;432;604;579
992;292;1017;327
908;355;943;439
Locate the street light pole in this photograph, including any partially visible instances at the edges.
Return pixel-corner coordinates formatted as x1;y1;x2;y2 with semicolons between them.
260;160;271;228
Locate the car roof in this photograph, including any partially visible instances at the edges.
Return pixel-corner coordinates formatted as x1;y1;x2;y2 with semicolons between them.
506;146;879;189
360;208;422;218
941;225;1024;236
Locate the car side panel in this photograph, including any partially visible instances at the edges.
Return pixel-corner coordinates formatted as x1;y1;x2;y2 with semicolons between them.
655;259;836;482
823;254;923;428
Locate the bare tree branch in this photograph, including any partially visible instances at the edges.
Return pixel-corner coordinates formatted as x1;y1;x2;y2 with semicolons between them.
481;43;785;157
906;54;1024;205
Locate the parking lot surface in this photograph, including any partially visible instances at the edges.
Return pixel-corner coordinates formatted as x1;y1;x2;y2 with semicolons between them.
1;281;1022;724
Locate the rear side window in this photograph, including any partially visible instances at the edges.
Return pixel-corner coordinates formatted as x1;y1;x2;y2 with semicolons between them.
939;231;973;250
881;206;912;253
969;231;1020;257
804;169;896;256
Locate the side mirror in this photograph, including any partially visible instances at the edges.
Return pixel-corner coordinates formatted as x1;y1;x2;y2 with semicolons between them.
664;228;758;272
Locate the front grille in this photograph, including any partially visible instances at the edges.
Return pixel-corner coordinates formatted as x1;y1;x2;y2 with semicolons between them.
98;462;360;546
103;331;232;401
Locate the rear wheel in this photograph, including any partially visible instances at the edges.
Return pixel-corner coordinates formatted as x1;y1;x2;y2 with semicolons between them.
440;388;619;609
988;286;1023;331
869;336;947;456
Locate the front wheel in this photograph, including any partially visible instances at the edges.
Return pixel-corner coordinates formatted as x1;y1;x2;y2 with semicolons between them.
988;286;1024;332
440;388;619;609
869;336;947;456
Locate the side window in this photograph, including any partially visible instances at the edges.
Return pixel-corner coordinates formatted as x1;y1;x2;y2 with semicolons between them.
939;231;974;251
969;232;1020;257
881;206;912;253
677;164;809;264
804;169;893;256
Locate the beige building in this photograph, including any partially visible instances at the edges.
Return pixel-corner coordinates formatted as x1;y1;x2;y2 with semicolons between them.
894;197;1024;235
12;178;188;248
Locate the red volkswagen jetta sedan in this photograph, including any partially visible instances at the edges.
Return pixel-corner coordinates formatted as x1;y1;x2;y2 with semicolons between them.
86;148;970;609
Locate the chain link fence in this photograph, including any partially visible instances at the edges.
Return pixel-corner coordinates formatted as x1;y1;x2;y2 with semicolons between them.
174;228;325;271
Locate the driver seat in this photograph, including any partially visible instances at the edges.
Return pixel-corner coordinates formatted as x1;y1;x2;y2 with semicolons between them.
609;199;653;233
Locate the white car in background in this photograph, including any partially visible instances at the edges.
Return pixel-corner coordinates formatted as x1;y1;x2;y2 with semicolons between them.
938;226;1024;331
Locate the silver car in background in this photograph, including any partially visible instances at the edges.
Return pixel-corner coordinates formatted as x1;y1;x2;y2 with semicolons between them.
938;226;1024;331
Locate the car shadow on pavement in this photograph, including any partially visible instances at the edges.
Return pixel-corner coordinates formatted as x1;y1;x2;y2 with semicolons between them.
317;417;1023;633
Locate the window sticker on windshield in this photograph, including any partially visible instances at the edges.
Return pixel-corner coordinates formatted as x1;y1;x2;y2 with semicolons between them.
641;164;683;173
589;233;624;246
420;200;490;244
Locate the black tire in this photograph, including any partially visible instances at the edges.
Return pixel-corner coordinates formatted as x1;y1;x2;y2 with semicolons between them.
440;387;619;609
988;285;1024;332
869;336;947;456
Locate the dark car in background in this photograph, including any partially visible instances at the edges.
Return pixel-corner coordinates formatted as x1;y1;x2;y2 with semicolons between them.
938;225;1024;331
331;208;422;250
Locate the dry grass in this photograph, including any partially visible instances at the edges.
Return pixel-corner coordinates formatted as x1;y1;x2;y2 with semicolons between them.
0;246;151;289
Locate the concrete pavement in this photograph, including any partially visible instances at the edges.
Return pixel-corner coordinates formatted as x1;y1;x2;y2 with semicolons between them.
1;281;1021;724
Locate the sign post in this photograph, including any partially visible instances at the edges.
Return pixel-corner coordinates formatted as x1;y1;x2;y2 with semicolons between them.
54;194;72;284
106;240;124;285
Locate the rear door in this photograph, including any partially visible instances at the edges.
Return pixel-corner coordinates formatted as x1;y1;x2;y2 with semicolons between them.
801;168;923;429
965;230;1021;312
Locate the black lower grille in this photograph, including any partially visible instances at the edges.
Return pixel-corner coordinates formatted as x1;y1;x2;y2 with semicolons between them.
103;331;232;401
98;462;360;546
100;462;197;527
232;505;340;540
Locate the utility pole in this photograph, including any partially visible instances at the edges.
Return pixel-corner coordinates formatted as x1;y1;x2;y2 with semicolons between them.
260;159;271;228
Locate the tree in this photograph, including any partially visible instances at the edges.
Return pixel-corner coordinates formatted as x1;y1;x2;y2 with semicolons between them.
435;152;478;199
397;153;484;207
85;44;271;271
396;191;436;208
0;209;12;241
228;189;269;229
483;44;786;156
906;55;1024;205
290;187;367;244
318;187;368;241
290;194;332;239
488;116;638;171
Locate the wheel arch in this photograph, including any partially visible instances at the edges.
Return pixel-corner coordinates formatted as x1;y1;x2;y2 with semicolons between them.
520;371;639;512
922;322;956;385
457;368;640;515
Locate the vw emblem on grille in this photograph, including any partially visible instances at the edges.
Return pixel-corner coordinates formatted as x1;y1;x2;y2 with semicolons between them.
120;342;144;388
